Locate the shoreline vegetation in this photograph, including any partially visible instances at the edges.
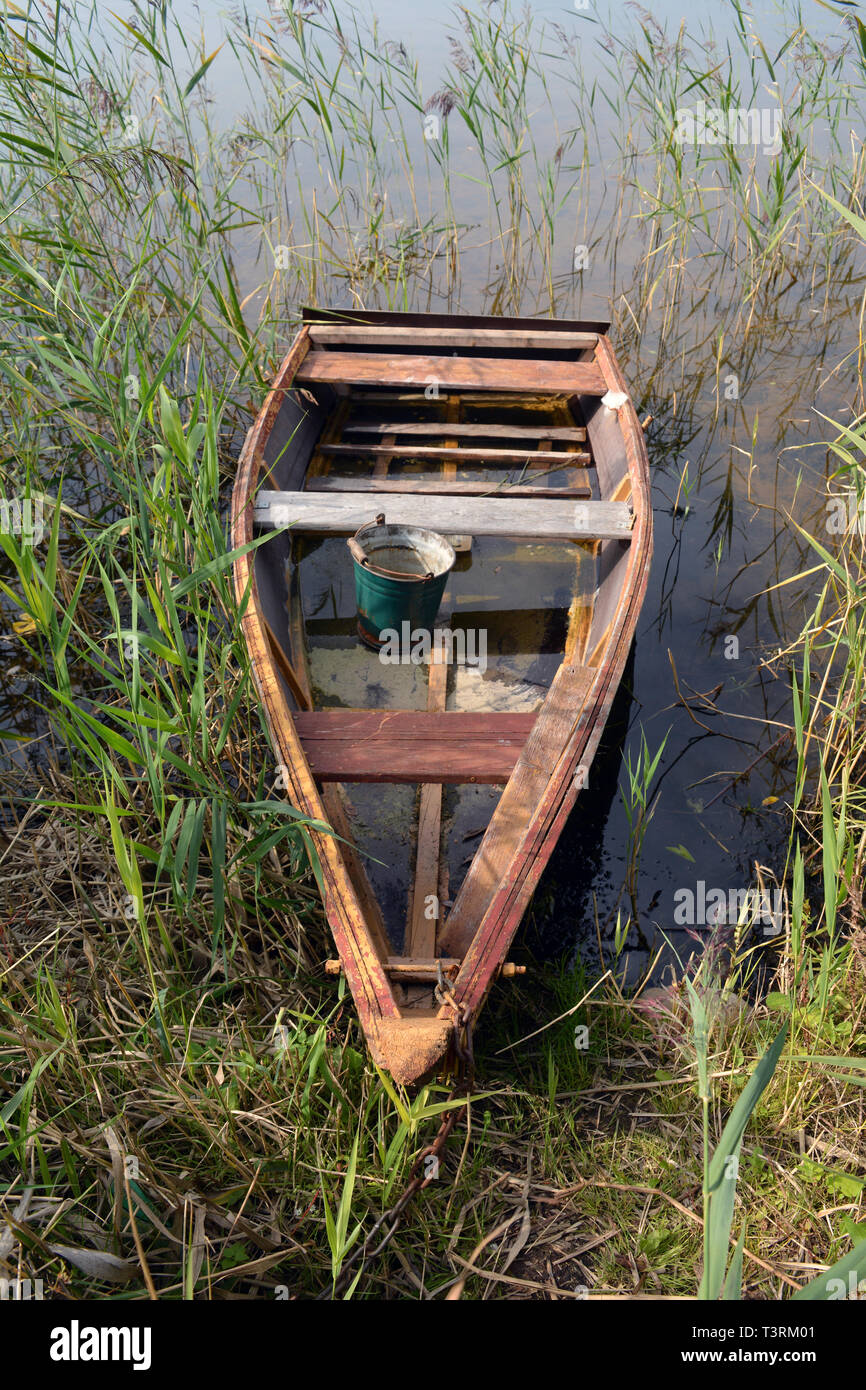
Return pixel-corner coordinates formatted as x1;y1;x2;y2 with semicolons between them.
1;0;865;1300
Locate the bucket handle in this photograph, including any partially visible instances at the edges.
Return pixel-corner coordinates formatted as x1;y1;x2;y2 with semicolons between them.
347;514;385;567
347;514;435;580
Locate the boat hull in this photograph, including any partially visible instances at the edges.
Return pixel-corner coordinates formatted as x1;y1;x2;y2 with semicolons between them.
232;310;652;1083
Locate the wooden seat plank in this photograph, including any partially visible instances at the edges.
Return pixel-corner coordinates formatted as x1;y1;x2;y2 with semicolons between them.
342;422;588;441
308;477;592;499
309;325;598;351
253;490;632;541
295;711;536;739
295;709;536;784
320;443;591;466
347;392;581;405
295;351;606;396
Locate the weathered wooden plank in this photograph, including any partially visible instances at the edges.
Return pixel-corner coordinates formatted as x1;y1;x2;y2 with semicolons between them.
406;635;449;957
309;325;598;351
296;351;607;396
320;783;393;964
308;476;592;499
263;614;310;713
305;396;351;484
254;491;633;540
343;422;588;441
347;391;577;405
441;397;460;478
286;543;314;706
324;957;460;978
320;443;591;466
385;957;459;980
373;431;394;480
581;383;633;665
294;711;537;739
303;306;609;335
295;709;536;783
298;745;525;784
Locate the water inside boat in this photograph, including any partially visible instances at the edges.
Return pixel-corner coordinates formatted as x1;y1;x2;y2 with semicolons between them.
292;389;597;957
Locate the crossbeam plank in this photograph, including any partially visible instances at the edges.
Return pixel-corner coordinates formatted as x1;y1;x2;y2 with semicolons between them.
295;711;537;739
295;351;606;396
295;709;537;784
307;477;592;499
343;421;588;441
309;325;598;352
347;391;577;405
320;443;591;466
254;490;632;541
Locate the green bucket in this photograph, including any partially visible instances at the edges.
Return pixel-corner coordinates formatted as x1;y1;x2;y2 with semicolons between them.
347;514;456;650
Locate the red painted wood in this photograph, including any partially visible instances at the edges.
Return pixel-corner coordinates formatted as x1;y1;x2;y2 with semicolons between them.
294;709;537;783
296;351;606;396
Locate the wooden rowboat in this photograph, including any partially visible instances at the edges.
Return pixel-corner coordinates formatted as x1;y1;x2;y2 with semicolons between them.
231;309;652;1084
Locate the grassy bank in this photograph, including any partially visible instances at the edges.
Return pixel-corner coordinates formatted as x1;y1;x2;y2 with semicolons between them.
0;0;865;1299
